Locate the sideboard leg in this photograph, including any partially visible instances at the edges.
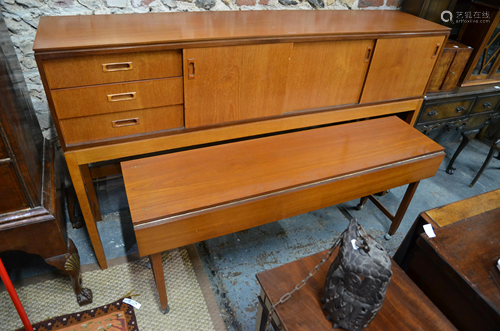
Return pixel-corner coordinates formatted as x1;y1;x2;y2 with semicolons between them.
446;130;478;174
356;196;369;210
150;253;169;314
66;153;108;270
388;181;420;236
470;139;500;188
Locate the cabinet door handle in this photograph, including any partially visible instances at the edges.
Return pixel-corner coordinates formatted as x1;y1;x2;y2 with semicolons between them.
456;106;465;113
483;101;492;108
107;92;137;102
428;109;438;117
364;46;373;63
112;118;140;127
188;58;196;80
432;43;441;59
102;62;133;72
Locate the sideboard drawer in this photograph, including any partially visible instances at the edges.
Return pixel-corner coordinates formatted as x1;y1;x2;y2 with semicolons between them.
419;98;475;123
59;105;184;145
471;94;500;114
52;77;183;119
43;50;182;89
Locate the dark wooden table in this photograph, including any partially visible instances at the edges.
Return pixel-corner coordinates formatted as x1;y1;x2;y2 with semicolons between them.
395;189;500;331
256;248;457;331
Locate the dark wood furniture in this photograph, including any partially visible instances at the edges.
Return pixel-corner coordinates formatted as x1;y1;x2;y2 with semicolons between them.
121;116;445;312
414;83;500;174
394;189;500;331
255;248;457;331
0;14;91;305
33;11;449;269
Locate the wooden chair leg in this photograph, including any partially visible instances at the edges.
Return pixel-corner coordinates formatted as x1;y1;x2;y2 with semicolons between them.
470;139;500;188
356;196;369;210
388;182;420;236
150;253;169;314
446;130;478;174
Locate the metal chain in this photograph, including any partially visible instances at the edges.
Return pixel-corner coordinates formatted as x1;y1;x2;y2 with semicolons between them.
264;230;346;330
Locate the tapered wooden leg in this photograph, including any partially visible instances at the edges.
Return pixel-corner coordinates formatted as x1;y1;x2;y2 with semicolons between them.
81;164;102;222
446;130;479;174
470;139;500;188
45;239;93;306
356;196;369;210
388;182;420;236
150;253;169;313
66;153;108;269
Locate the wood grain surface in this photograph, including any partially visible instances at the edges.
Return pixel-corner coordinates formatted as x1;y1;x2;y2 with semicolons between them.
59;105;184;145
51;77;183;119
284;40;373;112
183;43;292;128
33;11;449;52
256;249;457;331
43;50;182;89
122;116;444;225
361;36;446;103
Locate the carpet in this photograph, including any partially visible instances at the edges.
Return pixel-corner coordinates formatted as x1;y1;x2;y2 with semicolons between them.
1;247;225;331
15;297;138;331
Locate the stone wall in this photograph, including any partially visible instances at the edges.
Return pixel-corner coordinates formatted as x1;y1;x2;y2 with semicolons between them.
0;0;403;137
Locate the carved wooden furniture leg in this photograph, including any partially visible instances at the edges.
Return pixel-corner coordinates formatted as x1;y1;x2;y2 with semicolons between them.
45;239;93;306
66;153;108;269
356;196;369;210
446;130;479;174
150;253;169;314
469;139;500;187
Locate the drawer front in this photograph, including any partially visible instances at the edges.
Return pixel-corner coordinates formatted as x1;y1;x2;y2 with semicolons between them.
52;77;183;119
59;105;184;145
43;50;182;89
419;98;475;123
471;94;500;114
0;161;28;213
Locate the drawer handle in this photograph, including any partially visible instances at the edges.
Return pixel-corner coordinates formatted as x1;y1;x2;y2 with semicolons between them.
456;106;465;113
364;46;373;63
483;101;492;108
112;118;140;128
188;58;195;80
107;92;137;102
432;43;441;59
428;109;438;117
102;62;133;72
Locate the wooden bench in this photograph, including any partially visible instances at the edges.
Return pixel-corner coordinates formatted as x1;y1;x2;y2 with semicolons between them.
121;116;445;312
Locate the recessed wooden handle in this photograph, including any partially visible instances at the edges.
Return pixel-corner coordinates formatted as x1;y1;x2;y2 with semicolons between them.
188;58;195;80
102;62;133;72
112;117;140;128
364;46;373;63
107;92;137;102
432;43;441;59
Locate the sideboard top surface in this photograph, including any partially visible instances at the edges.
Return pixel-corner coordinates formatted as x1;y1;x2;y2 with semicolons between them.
34;10;449;52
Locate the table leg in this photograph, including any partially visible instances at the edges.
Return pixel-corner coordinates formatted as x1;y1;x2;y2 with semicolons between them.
65;153;108;270
80;164;102;222
446;130;479;174
469;139;500;188
356;196;369;210
150;253;170;313
388;181;420;236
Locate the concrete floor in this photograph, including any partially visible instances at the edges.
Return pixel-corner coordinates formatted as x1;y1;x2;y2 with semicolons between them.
2;137;500;330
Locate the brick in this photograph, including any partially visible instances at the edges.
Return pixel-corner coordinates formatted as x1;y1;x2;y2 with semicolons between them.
237;0;256;5
386;0;403;7
259;0;269;4
358;0;384;8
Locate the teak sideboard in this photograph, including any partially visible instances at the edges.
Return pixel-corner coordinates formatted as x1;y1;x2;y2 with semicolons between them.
33;10;450;269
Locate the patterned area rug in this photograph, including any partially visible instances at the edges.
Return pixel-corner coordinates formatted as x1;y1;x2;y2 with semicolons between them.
1;248;220;331
16;298;138;331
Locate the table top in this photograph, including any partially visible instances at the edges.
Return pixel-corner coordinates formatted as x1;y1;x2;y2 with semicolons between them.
420;191;500;317
33;10;449;52
122;116;444;225
256;248;456;330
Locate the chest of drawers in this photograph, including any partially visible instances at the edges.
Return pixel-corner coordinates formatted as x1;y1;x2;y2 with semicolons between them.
34;10;449;269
